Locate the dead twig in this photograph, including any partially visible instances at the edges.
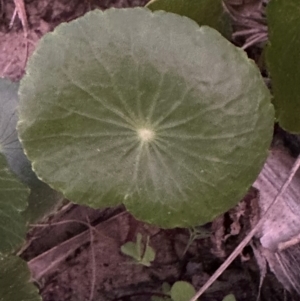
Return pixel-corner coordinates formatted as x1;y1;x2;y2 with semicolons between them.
11;0;29;67
27;211;127;282
241;32;268;49
12;0;28;36
224;0;268;49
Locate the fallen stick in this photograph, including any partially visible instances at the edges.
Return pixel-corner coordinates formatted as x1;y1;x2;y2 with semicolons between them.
12;0;29;67
27;212;126;282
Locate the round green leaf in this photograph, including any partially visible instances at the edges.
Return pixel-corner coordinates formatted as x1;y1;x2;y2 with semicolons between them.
170;281;195;301
266;0;300;133
0;79;36;185
0;254;41;301
0;154;29;253
18;8;274;228
0;79;30;253
222;294;236;301
146;0;231;38
0;78;63;226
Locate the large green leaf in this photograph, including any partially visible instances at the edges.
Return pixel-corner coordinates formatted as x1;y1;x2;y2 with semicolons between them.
266;0;300;133
18;8;274;228
0;79;30;253
0;254;41;301
0;154;29;253
146;0;231;38
0;79;36;186
0;78;63;224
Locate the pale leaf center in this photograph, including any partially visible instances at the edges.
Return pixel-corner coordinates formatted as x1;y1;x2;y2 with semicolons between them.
137;128;155;143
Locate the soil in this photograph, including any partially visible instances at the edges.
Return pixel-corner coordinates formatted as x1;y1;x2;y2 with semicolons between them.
0;0;295;301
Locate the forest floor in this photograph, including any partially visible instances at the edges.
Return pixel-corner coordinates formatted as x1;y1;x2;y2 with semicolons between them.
0;0;293;300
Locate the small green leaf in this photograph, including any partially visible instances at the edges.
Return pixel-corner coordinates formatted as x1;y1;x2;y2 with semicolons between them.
121;232;155;266
266;0;300;132
151;282;171;301
18;8;274;228
170;281;196;301
146;0;231;38
121;241;140;261
0;254;41;301
222;294;237;301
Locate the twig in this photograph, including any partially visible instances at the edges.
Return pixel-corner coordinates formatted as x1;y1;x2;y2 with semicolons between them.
12;0;29;67
232;28;262;38
28;211;127;281
242;32;268;50
190;155;300;301
12;0;28;32
30;219;97;232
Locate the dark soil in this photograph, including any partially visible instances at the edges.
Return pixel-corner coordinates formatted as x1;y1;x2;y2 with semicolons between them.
0;0;294;300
